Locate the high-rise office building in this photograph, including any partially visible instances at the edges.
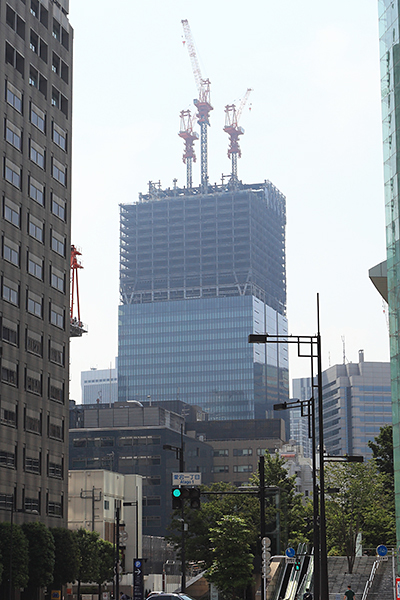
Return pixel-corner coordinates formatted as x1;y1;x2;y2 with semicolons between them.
374;0;400;556
292;352;392;459
118;181;288;420
0;0;72;527
81;364;118;405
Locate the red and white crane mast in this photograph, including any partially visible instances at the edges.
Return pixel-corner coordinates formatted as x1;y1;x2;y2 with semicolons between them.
223;88;252;185
181;19;213;191
178;109;199;189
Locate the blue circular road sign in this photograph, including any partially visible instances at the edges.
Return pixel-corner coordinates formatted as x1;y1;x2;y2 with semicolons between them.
377;545;388;557
285;547;296;558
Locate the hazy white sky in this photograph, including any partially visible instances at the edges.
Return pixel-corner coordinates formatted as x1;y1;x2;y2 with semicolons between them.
68;0;388;402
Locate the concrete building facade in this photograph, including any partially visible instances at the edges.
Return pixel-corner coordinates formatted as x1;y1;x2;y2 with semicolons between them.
68;470;143;572
69;401;213;537
293;353;392;459
118;181;289;421
81;365;118;405
0;0;73;527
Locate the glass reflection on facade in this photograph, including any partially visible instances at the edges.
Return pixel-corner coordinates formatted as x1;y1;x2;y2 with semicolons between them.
379;0;400;566
118;181;288;420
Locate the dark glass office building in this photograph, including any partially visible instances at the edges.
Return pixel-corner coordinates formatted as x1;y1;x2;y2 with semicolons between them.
118;181;288;420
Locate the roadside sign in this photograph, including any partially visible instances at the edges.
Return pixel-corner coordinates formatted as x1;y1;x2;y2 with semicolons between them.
285;547;295;558
285;558;296;564
51;592;61;600
133;559;144;600
172;472;202;486
377;545;388;557
396;577;400;600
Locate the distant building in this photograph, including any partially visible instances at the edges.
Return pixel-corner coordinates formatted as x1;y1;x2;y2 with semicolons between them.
186;418;286;486
279;441;312;499
69;401;213;537
81;365;118;405
293;351;391;459
118;181;289;421
0;0;73;528
289;406;312;459
68;470;142;571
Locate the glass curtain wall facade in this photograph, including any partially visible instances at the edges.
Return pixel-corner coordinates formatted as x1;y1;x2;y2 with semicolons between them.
379;0;400;566
119;182;288;420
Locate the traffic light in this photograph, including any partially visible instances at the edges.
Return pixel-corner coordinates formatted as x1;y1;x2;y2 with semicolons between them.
172;487;182;509
189;487;201;509
294;558;301;571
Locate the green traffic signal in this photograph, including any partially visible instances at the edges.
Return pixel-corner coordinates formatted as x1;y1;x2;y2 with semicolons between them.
172;488;182;498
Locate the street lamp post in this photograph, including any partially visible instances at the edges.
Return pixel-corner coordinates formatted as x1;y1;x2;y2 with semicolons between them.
248;294;329;600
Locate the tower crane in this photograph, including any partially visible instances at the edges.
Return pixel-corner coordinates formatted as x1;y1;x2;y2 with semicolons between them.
181;19;213;192
178;109;199;189
70;245;87;337
223;88;253;185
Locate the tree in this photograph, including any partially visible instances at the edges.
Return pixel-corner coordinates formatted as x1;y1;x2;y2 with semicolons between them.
250;451;307;552
206;515;254;600
22;522;55;600
168;482;259;569
50;528;80;592
95;538;115;599
0;522;29;598
74;529;100;600
325;461;395;572
368;424;394;479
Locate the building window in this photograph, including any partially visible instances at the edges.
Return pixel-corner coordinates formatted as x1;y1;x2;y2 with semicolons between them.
52;122;66;151
52;19;60;40
143;516;161;528
6;81;22;113
24;496;40;514
50;266;65;293
1;400;17;427
25;407;41;433
51;230;65;256
3;237;19;266
233;448;253;457
49;339;64;365
28;252;43;280
5;42;24;77
47;499;63;517
5;159;21;189
31;102;45;133
25;453;41;474
2;318;18;346
3;277;19;305
213;449;229;457
212;465;229;473
30;140;45;169
28;214;43;242
29;65;38;87
52;158;66;186
26;368;41;395
48;458;63;479
2;359;18;386
5;120;22;151
4;197;20;227
50;303;64;329
27;290;42;318
6;5;25;40
29;176;44;205
30;29;38;53
49;377;64;403
233;465;253;473
51;194;65;220
0;450;16;469
26;329;42;356
48;415;63;440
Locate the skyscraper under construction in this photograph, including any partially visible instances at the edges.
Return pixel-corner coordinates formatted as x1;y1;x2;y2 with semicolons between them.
118;179;288;420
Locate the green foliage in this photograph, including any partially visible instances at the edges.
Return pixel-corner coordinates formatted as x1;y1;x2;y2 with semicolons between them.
250;452;307;552
74;528;101;584
206;515;254;600
368;424;394;481
325;461;395;573
22;522;55;589
96;538;115;586
50;527;80;588
0;522;29;589
168;482;259;568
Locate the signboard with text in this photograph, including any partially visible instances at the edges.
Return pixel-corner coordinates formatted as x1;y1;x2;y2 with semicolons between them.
172;472;202;486
133;559;144;600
